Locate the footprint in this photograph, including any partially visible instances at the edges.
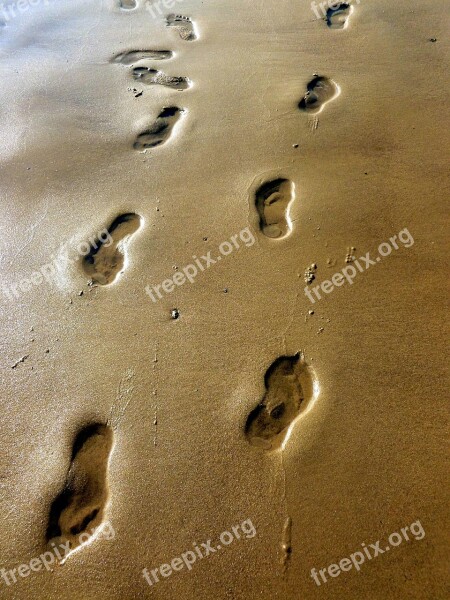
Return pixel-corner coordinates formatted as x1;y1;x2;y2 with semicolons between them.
134;106;183;150
133;67;190;90
118;0;137;9
166;14;197;41
245;353;317;451
255;178;295;239
81;213;142;285
325;3;352;29
299;76;339;114
112;50;174;64
46;424;114;557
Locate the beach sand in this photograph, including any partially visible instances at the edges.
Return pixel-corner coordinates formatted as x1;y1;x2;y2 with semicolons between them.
0;0;448;598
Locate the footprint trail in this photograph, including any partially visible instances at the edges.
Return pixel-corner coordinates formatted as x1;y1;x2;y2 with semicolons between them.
326;3;353;29
166;14;197;41
299;76;339;114
255;179;295;240
134;106;184;149
112;50;174;64
82;213;142;285
46;424;114;559
245;353;317;451
133;67;190;90
118;0;136;9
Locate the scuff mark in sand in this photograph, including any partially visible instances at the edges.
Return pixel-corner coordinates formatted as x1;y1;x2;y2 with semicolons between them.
11;354;29;369
108;368;135;430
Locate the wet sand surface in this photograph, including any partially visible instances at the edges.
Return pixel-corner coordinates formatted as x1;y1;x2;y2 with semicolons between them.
0;0;448;598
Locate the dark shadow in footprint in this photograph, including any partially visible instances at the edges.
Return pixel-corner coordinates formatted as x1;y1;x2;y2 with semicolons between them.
166;14;197;41
245;353;317;451
133;67;190;90
299;76;339;114
326;3;352;29
112;50;173;64
134;106;183;150
255;179;295;239
46;424;113;556
82;213;142;285
118;0;137;10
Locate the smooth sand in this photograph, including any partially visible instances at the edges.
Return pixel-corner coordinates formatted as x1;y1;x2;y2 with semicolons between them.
0;0;448;598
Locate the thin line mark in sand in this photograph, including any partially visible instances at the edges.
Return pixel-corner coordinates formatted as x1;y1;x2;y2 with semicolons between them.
108;368;136;431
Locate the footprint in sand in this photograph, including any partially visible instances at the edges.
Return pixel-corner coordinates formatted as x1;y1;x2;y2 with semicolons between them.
245;353;317;451
46;424;114;558
166;14;197;41
133;67;190;90
112;50;174;64
134;106;184;149
255;178;295;239
81;213;142;285
299;76;339;114
325;2;353;29
118;0;137;10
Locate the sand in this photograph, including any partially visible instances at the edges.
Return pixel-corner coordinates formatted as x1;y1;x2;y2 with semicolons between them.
0;0;448;598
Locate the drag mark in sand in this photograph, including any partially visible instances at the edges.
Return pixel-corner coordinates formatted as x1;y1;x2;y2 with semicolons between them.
108;368;135;431
281;516;293;573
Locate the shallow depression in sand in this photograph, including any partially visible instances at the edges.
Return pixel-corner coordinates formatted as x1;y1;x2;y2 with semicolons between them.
245;353;318;451
47;424;114;559
81;213;142;285
255;178;296;240
299;76;340;114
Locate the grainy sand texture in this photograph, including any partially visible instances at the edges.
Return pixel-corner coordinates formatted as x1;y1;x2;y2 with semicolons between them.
0;0;448;598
